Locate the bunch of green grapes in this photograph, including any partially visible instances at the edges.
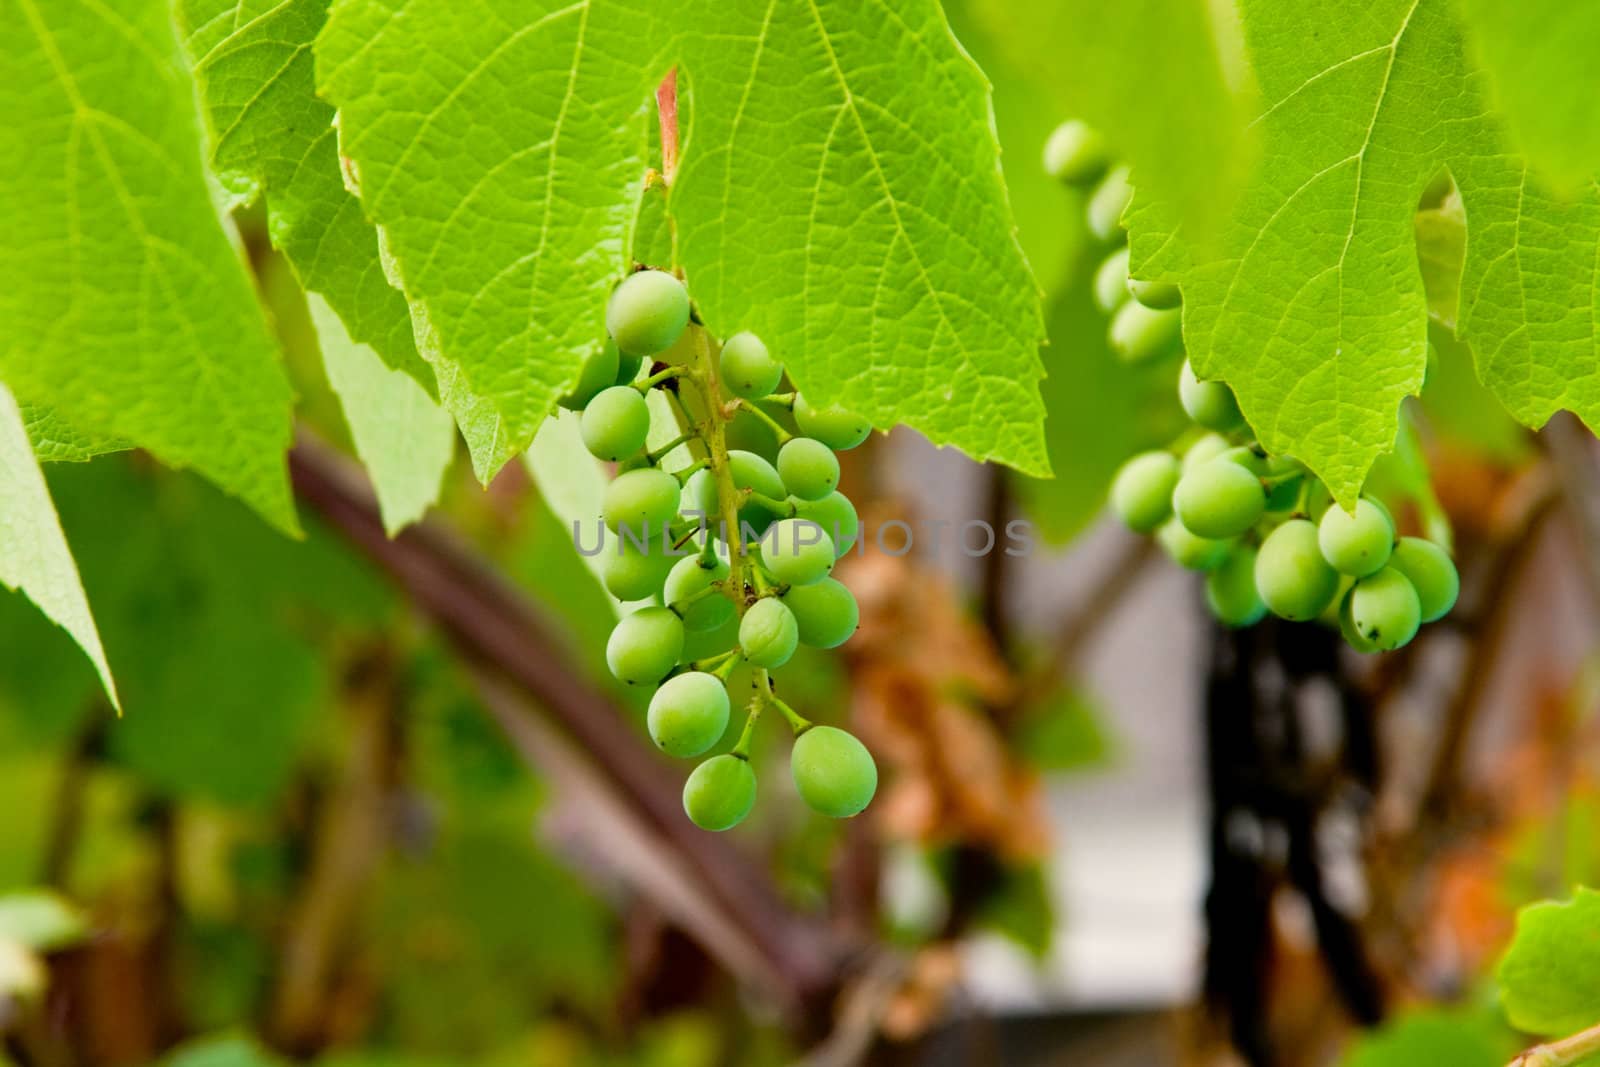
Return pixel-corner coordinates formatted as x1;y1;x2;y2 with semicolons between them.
564;268;879;830
1104;349;1458;651
1043;120;1180;364
1046;119;1459;651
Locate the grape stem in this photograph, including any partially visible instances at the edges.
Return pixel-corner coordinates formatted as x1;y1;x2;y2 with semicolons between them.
759;674;812;735
670;459;709;485
767;391;797;411
732;398;794;444
730;699;761;759
743;490;798;518
1259;469;1303;489
635;366;688;392
690;648;740;673
669;584;726;618
1509;1020;1600;1067
686;325;749;610
647;432;696;464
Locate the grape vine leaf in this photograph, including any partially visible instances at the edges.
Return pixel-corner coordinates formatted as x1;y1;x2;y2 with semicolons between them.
179;0;435;393
20;405;127;465
668;2;1048;473
972;0;1256;247
311;295;454;536
1455;0;1600;192
1498;887;1600;1036
2;0;298;533
316;0;1049;479
1130;0;1600;507
0;385;118;710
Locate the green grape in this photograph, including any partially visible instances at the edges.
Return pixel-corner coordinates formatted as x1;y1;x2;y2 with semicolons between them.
1388;537;1459;622
761;518;835;586
793;395;872;451
1129;275;1181;310
602;468;681;535
558;342;620;411
1206;546;1266;627
730;449;788;501
1338;590;1380;654
1156;517;1231;572
776;438;840;501
1109;450;1179;533
1108;301;1181;364
606;606;685;686
681;469;719;524
791;726;877;818
723;402;783;458
1254;518;1340;620
648;671;730;758
664;554;735;631
795;492;859;558
719;332;782;399
1317;497;1394;577
1086;164;1133;241
683;754;756;831
1173;458;1265;539
1093;246;1131;314
1219;445;1267;476
1042;119;1108;185
603;539;675;602
1178;360;1244;432
780;578;859;649
606;269;690;356
1182;433;1231;472
580;385;650;461
1346;567;1421;651
739;597;799;669
729;449;791;535
614;347;645;386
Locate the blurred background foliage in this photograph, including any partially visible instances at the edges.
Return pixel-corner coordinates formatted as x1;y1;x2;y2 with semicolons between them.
3;2;1599;1066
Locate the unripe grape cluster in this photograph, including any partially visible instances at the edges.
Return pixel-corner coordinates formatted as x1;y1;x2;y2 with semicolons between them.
1047;119;1461;651
565;268;878;830
1106;361;1458;650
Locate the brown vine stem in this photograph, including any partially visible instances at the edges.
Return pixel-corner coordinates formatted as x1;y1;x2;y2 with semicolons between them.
1510;1020;1600;1067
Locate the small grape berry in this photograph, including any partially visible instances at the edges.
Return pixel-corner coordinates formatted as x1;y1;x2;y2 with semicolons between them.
740;597;799;669
648;671;730;758
791;726;878;818
683;754;756;831
606;270;690;357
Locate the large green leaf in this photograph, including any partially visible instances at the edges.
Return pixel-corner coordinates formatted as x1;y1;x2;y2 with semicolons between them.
1455;0;1600;191
316;0;1048;479
311;295;454;536
669;1;1048;473
179;0;434;390
973;0;1256;247
1499;887;1600;1036
20;405;126;465
178;0;518;478
1131;0;1600;506
0;385;117;709
1;0;297;532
